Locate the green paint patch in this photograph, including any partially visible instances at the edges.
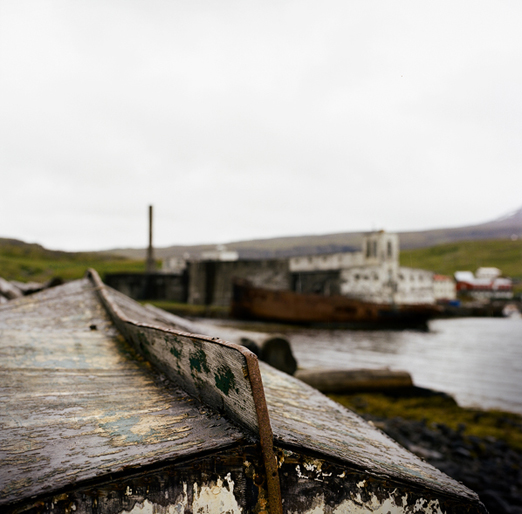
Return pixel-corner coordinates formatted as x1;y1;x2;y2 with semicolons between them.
189;347;210;378
168;337;183;372
99;415;155;445
137;331;149;345
168;337;182;359
214;365;237;395
136;331;151;356
169;346;181;358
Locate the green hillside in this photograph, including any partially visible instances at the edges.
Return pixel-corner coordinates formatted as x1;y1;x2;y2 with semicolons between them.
0;238;146;283
3;237;522;292
400;239;522;285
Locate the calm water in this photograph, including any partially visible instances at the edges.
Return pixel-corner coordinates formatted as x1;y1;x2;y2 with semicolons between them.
281;317;522;415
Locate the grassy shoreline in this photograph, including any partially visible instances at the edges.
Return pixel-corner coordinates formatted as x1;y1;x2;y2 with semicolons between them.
328;391;522;451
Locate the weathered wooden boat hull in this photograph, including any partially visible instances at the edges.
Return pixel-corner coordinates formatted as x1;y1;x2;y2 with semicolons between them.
231;280;439;328
0;270;485;513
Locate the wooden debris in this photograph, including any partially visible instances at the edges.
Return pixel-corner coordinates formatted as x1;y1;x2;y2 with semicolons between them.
295;368;414;393
0;277;23;300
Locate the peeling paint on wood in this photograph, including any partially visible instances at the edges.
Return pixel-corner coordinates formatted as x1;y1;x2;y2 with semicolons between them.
277;451;485;514
2;448;268;514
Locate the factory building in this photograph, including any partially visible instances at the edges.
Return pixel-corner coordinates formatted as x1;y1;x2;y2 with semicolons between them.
156;231;435;307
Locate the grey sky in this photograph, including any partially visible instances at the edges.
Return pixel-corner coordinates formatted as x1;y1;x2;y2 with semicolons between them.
1;1;521;251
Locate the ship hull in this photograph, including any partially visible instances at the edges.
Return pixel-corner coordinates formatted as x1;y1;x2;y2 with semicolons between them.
231;280;439;329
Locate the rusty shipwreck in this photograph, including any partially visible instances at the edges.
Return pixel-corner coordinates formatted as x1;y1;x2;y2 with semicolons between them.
231;279;440;329
0;270;485;513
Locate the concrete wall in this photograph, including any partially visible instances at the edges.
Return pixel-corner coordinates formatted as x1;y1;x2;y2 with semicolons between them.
188;259;290;306
396;267;435;304
433;277;457;301
363;232;399;267
340;265;397;304
104;273;188;302
339;265;435;305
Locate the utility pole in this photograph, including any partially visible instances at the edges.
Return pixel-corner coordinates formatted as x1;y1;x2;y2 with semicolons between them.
146;205;155;273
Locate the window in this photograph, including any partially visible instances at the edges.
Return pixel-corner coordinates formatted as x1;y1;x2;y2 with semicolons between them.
387;241;392;258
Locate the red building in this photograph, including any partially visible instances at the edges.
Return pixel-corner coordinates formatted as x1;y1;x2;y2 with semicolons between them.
454;268;513;300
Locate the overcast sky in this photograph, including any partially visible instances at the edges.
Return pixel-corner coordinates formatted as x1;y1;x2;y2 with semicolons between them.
1;1;521;251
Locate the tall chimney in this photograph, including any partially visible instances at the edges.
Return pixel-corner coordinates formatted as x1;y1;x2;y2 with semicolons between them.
146;205;155;273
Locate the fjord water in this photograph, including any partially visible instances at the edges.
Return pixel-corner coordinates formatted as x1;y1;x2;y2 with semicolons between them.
287;317;522;415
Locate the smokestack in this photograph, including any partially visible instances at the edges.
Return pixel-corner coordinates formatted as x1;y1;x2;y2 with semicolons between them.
146;205;155;273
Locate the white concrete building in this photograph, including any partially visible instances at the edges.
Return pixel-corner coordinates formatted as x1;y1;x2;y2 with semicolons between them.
163;246;238;274
291;231;435;305
201;245;239;262
162;256;187;274
290;251;364;272
161;231;437;305
395;267;435;304
433;274;457;301
475;267;501;280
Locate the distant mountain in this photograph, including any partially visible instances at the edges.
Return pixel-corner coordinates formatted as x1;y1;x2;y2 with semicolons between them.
98;205;522;260
397;207;522;250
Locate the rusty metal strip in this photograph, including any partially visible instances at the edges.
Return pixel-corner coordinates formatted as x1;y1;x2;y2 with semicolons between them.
86;269;282;514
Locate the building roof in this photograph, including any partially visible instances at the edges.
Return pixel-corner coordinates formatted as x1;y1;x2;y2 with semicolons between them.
433;274;453;281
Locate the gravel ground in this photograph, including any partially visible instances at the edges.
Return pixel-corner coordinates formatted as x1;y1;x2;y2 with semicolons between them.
364;415;522;514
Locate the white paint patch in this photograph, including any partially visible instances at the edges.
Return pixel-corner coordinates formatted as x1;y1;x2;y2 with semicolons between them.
296;461;332;482
288;492;446;514
192;473;242;514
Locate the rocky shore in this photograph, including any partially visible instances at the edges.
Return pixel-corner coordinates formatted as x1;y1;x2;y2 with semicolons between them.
330;393;522;514
376;416;522;514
